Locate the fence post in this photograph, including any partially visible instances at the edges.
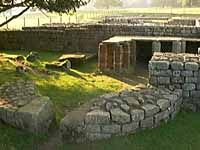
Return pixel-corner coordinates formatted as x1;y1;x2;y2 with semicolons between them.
23;17;25;27
49;17;52;25
6;16;8;29
38;18;40;26
60;15;62;23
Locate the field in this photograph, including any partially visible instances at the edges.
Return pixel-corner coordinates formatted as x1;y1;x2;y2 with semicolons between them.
0;50;200;150
1;7;200;29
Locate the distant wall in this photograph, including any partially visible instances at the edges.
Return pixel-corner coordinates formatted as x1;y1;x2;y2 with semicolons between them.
1;24;200;52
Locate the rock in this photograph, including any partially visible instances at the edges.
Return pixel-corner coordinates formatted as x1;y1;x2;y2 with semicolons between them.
123;96;140;106
157;99;170;111
85;110;110;124
185;62;199;71
45;60;71;72
149;61;169;70
130;109;144;121
121;122;139;133
140;117;154;128
110;108;131;124
26;51;39;62
171;61;184;70
101;124;121;134
141;104;160;117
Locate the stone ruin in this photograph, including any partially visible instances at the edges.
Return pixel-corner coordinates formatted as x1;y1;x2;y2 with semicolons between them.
149;52;200;111
0;80;55;133
60;86;182;143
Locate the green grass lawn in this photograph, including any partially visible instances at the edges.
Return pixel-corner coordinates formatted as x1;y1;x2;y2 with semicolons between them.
0;50;200;150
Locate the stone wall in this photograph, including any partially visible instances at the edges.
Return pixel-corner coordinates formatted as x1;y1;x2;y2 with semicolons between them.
149;52;200;111
0;80;55;133
1;24;200;52
60;86;182;143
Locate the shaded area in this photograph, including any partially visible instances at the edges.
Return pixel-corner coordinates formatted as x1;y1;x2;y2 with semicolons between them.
161;41;172;52
186;41;200;54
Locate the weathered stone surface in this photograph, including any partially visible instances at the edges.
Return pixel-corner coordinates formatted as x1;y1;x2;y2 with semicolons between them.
157;99;170;110
16;96;54;133
85;110;110;124
149;61;169;70
185;62;199;71
157;77;170;84
0;80;55;134
130;109;144;121
110;108;130;124
181;70;193;77
185;77;197;83
172;71;181;77
60;86;182;143
85;124;101;133
101;124;121;134
191;91;200;98
182;83;196;91
140;117;154;128
142;104;160;117
154;110;169;125
171;61;184;70
122;122;139;133
123;96;140;106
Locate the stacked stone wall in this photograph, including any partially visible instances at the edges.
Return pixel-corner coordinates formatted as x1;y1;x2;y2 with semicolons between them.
60;87;182;143
1;24;200;52
149;52;200;111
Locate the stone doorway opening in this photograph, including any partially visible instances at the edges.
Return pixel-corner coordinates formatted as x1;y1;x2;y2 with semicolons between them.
136;41;153;65
186;41;200;54
161;41;172;52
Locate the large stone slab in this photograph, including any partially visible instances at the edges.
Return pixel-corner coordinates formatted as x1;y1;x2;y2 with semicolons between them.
0;80;55;134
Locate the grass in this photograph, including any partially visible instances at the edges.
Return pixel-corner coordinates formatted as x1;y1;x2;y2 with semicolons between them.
0;50;200;150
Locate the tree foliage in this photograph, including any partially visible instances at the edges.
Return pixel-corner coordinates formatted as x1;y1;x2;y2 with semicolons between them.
0;0;89;27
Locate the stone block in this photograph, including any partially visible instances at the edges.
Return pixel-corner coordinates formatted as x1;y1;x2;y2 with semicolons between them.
181;70;193;77
171;61;184;70
172;71;181;77
154;110;169;125
149;70;172;77
101;124;121;134
149;61;169;70
185;77;197;83
185;62;199;71
157;99;170;111
158;77;170;84
123;97;140;107
85;124;101;133
140;117;154;128
149;77;158;85
171;77;184;84
85;110;110;124
190;91;200;98
130;109;145;121
141;104;160;117
16;96;55;133
183;91;190;98
110;108;131;124
182;83;196;91
122;122;139;133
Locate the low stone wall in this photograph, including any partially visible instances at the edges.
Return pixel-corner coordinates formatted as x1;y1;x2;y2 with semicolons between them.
149;52;200;111
1;23;200;52
0;80;55;133
60;86;182;143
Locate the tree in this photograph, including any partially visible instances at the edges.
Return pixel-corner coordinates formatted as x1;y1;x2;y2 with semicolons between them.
0;0;89;27
94;0;122;9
